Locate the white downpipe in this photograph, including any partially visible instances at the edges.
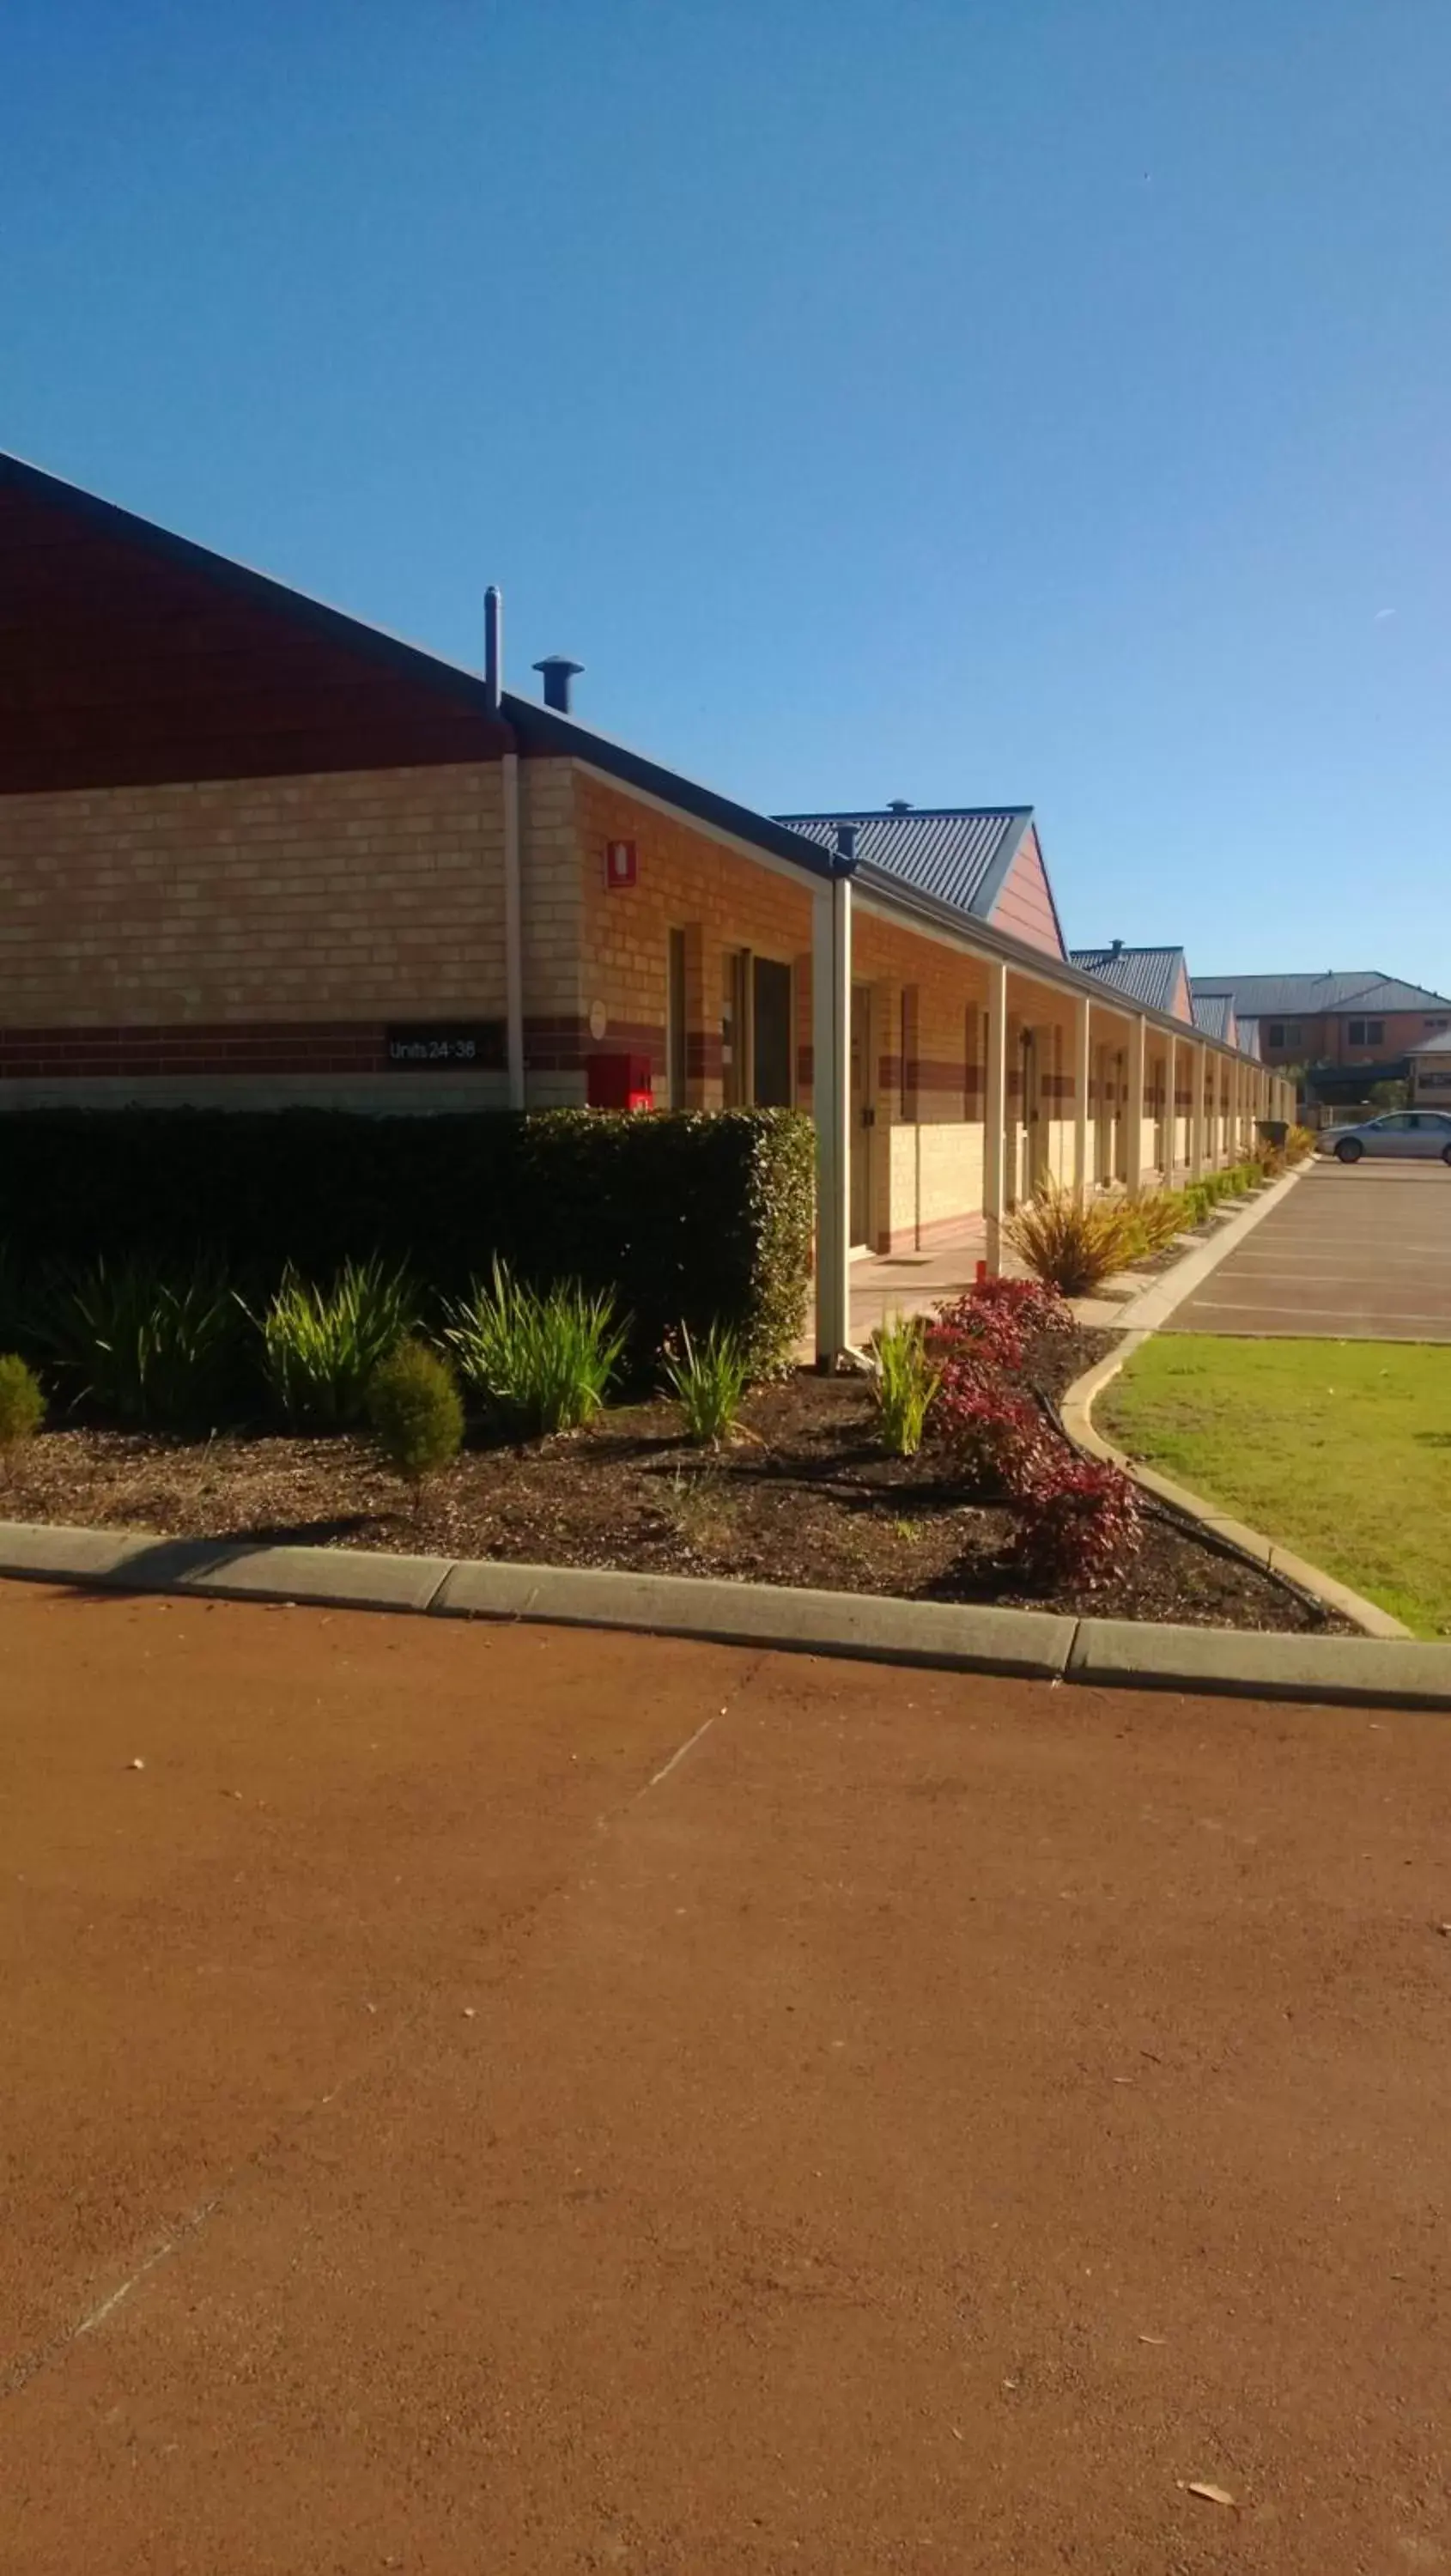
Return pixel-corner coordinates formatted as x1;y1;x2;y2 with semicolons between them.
1190;1040;1205;1180
983;958;1008;1273
502;750;525;1109
812;874;853;1364
1126;1013;1147;1198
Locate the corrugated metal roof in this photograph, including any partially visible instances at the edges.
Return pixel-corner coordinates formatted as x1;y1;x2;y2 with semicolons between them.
1192;971;1451;1017
1409;1026;1451;1054
774;806;1031;921
1070;945;1187;1016
1192;990;1236;1041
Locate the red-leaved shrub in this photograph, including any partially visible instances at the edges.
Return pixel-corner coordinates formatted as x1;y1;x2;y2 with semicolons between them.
932;1275;1072;1376
1009;1455;1144;1589
934;1357;1049;1496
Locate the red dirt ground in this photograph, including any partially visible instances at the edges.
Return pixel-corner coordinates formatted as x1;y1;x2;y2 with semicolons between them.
3;1583;1449;2573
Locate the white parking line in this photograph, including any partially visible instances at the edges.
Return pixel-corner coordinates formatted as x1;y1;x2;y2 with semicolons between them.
1185;1298;1451;1325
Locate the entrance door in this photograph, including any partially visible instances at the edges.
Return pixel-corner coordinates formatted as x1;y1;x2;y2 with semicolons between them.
849;984;872;1247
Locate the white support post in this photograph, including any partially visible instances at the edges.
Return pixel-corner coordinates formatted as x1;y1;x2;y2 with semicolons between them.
1164;1033;1177;1182
1072;993;1090;1206
1126;1014;1146;1198
984;959;1008;1273
1189;1041;1205;1181
812;875;853;1365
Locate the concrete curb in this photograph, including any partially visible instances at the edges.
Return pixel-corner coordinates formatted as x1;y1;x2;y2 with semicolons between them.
3;1516;1450;1709
1064;1346;1409;1639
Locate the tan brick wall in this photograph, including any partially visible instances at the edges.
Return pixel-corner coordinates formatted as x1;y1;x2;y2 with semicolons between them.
519;758;583;1025
573;765;817;1109
0;763;507;1024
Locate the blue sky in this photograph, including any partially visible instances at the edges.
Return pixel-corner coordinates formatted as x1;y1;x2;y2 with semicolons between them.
5;1;1449;988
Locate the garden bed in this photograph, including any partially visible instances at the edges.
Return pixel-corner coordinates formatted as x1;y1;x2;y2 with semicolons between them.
1;1324;1345;1633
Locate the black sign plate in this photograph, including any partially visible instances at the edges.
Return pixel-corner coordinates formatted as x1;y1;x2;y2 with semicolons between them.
386;1024;495;1068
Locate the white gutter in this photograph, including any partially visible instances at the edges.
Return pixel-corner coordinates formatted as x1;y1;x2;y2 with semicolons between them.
812;868;853;1364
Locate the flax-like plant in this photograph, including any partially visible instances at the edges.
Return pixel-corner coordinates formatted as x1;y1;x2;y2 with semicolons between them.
1004;1181;1141;1297
870;1313;940;1458
1122;1188;1190;1258
260;1256;416;1431
443;1261;627;1436
38;1256;244;1428
663;1321;751;1445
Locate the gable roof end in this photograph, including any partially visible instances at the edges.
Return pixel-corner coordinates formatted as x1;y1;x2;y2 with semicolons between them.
1070;945;1190;1018
777;807;1035;923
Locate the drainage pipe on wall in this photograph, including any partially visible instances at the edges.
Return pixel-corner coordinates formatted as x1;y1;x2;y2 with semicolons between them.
485;586;526;1110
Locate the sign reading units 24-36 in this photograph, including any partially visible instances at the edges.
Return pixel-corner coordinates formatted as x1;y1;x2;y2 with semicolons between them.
386;1024;493;1067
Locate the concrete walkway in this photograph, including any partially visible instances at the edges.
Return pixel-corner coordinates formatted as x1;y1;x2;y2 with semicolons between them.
1166;1161;1451;1340
847;1218;988;1342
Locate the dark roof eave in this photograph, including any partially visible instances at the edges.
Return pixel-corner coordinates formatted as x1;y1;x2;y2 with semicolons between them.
504;694;841;880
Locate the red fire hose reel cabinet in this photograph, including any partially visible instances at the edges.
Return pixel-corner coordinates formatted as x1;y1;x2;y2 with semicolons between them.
586;1052;654;1112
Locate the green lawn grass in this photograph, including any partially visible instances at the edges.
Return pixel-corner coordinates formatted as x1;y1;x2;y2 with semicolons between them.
1100;1335;1451;1638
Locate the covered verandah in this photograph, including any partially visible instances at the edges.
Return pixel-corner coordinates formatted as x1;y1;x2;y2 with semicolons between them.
810;860;1289;1362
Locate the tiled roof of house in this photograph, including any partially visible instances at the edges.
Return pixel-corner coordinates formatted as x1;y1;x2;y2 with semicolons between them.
1191;990;1236;1041
1069;945;1187;1016
1192;971;1451;1017
774;806;1034;921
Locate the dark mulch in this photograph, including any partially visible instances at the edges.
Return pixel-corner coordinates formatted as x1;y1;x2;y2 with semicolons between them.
2;1324;1345;1633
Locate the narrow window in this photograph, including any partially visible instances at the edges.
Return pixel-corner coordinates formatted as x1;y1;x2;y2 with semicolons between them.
751;957;793;1108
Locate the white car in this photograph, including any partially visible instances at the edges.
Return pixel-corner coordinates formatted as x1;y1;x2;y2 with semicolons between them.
1320;1109;1451;1164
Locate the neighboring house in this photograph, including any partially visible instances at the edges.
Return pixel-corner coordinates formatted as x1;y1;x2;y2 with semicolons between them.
1410;1029;1451;1105
1192;972;1451;1106
0;450;1284;1356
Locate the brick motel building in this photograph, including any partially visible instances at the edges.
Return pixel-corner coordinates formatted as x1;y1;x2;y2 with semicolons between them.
0;452;1289;1358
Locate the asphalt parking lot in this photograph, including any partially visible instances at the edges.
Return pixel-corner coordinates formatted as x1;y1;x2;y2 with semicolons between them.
4;1583;1450;2573
1166;1160;1451;1339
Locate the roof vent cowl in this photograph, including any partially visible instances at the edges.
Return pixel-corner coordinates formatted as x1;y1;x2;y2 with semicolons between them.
533;655;585;714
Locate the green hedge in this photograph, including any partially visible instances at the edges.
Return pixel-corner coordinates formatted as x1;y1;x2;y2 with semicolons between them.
0;1107;815;1373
